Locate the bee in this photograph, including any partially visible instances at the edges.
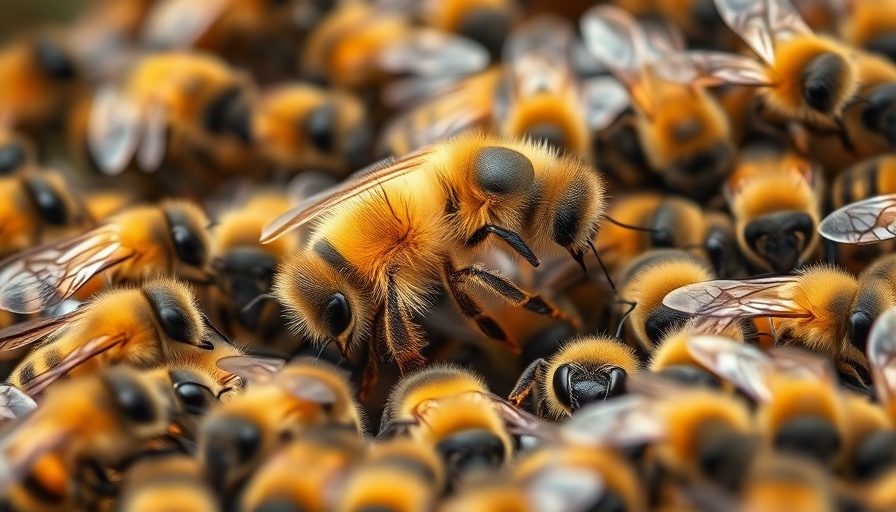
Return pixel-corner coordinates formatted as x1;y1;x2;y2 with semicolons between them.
85;51;253;178
0;199;212;314
663;265;872;385
0;32;79;132
116;454;218;512
831;155;896;211
616;249;716;355
0;129;35;175
725;142;822;274
198;357;363;495
740;452;837;512
839;0;896;63
266;132;606;391
508;335;639;420
612;0;733;50
252;83;373;177
204;191;297;352
238;426;365;512
650;0;861;136
0;277;219;394
581;6;736;199
378;365;542;486
0;367;171;509
0;167;94;260
413;0;519;60
337;438;445;512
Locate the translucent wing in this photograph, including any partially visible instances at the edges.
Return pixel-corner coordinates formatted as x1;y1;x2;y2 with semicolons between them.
562;394;666;447
869;306;896;405
88;85;142;176
662;276;811;318
0;225;133;314
141;0;228;49
686;335;773;401
0;308;85;352
528;467;605;512
260;149;432;242
713;0;777;64
379;29;489;76
136;101;167;172
766;0;814;41
275;373;338;404
0;386;36;422
580;76;630;131
382;74;469;107
488;392;551;440
503;17;577;116
580;5;647;87
767;346;836;384
818;194;896;244
216;355;287;386
21;334;125;396
640;17;686;60
649;50;772;87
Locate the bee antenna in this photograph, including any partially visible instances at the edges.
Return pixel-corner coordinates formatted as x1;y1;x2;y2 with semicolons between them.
202;314;232;345
614;299;637;340
589;240;616;291
241;293;276;314
317;338;334;360
604;215;660;233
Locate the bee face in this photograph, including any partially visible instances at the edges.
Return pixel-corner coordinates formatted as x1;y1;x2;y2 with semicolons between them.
201;414;264;492
214;248;278;331
551;362;628;412
743;211;816;274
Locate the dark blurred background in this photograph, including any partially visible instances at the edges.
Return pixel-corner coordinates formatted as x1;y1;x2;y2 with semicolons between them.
0;1;85;40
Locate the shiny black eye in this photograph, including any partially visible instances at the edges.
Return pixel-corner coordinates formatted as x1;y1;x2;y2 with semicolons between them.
305;103;337;153
24;177;68;226
171;224;206;266
105;369;158;424
159;305;193;344
175;382;215;415
322;293;351;336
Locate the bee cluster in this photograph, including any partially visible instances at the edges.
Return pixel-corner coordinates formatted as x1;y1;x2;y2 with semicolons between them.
2;0;896;510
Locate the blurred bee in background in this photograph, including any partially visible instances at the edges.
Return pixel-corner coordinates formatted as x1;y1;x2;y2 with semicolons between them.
581;7;737;200
0;367;171;510
0;199;212;315
83;52;255;187
724;142;823;275
0;31;80;134
837;0;896;63
0;129;36;175
67;0;160;79
267;133;605;392
204;190;298;356
0;277;221;395
611;0;734;50
508;335;639;420
252;83;373;177
116;454;218;512
415;0;519;60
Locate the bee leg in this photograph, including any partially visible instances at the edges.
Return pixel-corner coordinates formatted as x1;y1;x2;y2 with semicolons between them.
383;272;427;375
834;116;857;154
508;358;547;407
443;261;517;352
451;264;576;324
465;224;540;267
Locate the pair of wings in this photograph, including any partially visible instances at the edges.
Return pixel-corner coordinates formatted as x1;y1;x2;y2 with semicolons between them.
88;84;167;176
0;224;133;314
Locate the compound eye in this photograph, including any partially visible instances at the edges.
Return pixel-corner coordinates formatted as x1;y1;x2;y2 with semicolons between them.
474;146;534;196
158;305;193;344
322;293;351;336
106;370;158;425
552;363;573;410
25;178;68;226
305;103;337;153
175;382;216;416
172;224;207;267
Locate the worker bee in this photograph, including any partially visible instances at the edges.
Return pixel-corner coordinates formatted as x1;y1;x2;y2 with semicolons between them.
581;6;737;199
266;132;605;391
0;277;221;395
508;335;639;420
725;142;823;274
198;357;363;495
116;454;218;512
0;199;212;314
650;0;861;137
85;51;254;178
0;367;171;509
663;265;872;385
252;83;372;177
0;167;94;260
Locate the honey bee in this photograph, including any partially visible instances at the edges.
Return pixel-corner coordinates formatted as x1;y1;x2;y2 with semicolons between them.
378;365;542;486
0;367;171;508
650;0;861;135
0;199;212;314
116;454;218;512
581;6;737;198
0;31;79;132
663;265;872;385
204;191;297;352
198;357;363;495
338;438;445;512
508;335;639;420
300;2;489;90
0;167;94;260
266;132;606;391
0;277;220;395
85;51;254;178
725;142;822;274
253;83;373;177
